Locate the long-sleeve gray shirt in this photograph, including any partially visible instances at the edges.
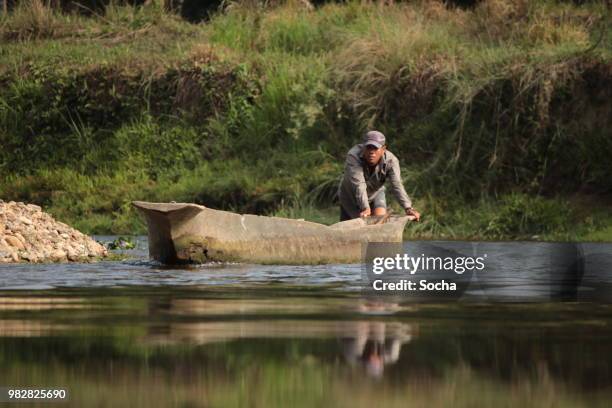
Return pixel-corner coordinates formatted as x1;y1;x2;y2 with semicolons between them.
338;144;412;219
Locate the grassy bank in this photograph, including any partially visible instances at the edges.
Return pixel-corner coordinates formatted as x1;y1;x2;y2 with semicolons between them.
0;0;610;240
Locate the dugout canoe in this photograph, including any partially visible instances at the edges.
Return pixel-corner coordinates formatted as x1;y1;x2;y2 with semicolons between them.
132;201;410;265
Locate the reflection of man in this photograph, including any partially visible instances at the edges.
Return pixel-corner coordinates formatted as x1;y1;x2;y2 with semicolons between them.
338;131;421;221
341;321;413;378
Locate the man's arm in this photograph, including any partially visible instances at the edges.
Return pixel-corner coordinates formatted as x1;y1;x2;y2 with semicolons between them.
345;154;370;213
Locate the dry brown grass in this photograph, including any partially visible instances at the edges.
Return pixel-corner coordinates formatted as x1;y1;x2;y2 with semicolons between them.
332;0;606;128
0;0;75;41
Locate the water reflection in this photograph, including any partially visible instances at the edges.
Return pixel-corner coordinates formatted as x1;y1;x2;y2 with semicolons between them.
144;297;414;378
0;292;611;406
0;296;88;310
341;321;413;378
0;319;67;336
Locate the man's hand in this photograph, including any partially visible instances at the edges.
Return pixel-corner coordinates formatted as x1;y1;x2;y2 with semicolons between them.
405;207;421;221
359;208;371;218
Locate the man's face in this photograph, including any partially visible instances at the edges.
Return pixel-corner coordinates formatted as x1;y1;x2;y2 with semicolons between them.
363;144;386;166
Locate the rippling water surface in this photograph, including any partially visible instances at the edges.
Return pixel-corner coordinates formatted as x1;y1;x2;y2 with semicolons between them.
1;237;611;407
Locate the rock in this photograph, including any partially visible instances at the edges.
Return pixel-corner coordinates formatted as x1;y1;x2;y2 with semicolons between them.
21;252;37;262
14;232;26;245
0;201;107;264
49;249;66;262
5;236;25;250
66;250;79;261
64;244;78;257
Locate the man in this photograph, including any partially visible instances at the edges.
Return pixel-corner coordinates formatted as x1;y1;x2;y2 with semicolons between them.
338;130;421;221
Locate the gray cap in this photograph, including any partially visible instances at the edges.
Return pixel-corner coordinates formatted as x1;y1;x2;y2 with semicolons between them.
363;130;386;148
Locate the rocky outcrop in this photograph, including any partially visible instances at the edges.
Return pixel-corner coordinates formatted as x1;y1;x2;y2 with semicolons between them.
0;200;107;263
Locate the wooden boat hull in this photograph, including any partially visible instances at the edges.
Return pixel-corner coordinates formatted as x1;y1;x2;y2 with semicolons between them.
133;201;409;265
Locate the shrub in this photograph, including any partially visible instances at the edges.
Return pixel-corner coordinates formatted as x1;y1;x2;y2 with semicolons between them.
485;193;572;238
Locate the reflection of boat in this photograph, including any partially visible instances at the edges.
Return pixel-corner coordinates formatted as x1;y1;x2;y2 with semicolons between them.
145;297;415;377
133;201;410;265
143;307;414;378
0;297;87;311
0;320;68;337
146;319;414;346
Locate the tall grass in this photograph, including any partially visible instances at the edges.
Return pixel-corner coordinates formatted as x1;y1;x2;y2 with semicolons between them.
0;0;75;41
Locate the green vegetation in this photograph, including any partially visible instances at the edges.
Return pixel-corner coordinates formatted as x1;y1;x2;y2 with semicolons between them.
0;0;610;240
105;236;136;249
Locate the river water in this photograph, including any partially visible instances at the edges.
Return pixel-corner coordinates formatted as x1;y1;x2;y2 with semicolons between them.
1;237;611;407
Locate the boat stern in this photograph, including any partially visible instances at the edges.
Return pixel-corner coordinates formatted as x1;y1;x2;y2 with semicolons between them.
132;201;204;264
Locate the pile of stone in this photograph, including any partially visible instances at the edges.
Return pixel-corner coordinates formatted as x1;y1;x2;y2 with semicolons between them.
0;200;107;264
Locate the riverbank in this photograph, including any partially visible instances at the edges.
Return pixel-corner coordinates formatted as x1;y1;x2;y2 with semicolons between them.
0;1;610;241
